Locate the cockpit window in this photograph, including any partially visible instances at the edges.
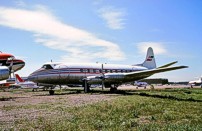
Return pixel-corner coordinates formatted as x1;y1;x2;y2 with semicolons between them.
41;64;53;69
7;56;15;60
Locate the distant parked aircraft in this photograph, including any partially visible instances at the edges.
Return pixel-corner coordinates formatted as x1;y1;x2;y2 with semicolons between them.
28;47;188;95
134;81;148;89
14;74;39;90
189;76;202;87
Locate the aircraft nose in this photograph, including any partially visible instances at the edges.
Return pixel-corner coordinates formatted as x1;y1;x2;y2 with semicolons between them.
28;73;37;82
15;59;25;69
8;59;26;72
28;74;32;81
20;59;25;68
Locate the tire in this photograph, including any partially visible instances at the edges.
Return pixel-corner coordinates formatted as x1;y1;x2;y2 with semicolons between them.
49;90;55;95
110;87;117;93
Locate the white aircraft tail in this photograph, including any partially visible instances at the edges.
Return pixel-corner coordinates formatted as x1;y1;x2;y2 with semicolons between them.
142;47;156;69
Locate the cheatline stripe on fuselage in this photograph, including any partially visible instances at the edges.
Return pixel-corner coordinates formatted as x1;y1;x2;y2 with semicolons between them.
30;68;143;76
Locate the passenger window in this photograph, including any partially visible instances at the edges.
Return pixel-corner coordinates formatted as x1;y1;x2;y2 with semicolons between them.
83;69;87;73
93;69;96;73
80;69;83;73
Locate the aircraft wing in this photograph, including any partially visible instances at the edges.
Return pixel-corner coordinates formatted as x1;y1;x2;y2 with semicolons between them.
124;66;188;80
157;61;178;68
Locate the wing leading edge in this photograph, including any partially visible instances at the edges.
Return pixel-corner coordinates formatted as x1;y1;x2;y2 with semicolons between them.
157;61;178;68
124;65;188;80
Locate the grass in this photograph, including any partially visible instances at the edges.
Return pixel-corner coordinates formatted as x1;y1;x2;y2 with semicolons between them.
132;88;202;102
65;94;202;130
0;88;202;130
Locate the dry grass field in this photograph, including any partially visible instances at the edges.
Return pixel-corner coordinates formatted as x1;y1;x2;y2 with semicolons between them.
0;87;202;130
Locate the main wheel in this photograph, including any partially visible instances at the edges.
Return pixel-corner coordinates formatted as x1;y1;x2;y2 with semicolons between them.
49;90;55;95
83;81;91;93
110;87;117;93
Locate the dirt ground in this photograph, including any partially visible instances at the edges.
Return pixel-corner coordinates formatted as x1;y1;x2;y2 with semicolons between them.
0;89;115;129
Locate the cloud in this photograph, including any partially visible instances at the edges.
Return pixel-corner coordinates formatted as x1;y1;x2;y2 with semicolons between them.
15;0;26;7
98;6;126;30
93;0;104;5
0;6;125;62
136;42;167;55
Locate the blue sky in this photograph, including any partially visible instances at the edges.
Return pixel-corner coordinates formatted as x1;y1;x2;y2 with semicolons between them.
0;0;201;81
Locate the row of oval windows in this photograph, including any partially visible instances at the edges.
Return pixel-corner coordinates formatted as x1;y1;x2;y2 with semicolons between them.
80;69;134;73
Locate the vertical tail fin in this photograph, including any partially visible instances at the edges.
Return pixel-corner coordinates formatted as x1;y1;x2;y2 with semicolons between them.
142;47;156;69
15;74;24;83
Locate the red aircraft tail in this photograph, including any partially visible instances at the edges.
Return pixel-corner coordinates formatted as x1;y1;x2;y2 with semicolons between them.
15;74;24;83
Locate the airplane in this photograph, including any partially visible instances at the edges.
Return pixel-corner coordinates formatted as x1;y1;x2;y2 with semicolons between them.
28;47;188;95
0;52;25;81
188;76;202;88
0;80;15;90
12;74;39;91
134;81;148;89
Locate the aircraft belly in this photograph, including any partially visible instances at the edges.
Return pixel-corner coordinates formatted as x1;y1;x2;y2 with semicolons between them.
59;74;82;84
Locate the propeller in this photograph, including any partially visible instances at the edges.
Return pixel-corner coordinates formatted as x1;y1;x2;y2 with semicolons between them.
82;63;106;92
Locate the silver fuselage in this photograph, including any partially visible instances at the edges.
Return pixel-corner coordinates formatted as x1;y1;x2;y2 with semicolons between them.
28;63;150;86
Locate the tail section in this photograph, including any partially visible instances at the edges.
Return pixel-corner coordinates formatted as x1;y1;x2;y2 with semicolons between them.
15;74;24;83
142;47;156;69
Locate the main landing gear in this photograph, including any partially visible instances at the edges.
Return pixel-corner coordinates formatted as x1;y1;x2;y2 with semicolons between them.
49;86;56;95
49;90;55;95
110;87;117;92
109;84;119;93
83;79;90;93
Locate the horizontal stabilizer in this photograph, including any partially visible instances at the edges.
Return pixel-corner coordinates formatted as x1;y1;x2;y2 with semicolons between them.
158;61;178;68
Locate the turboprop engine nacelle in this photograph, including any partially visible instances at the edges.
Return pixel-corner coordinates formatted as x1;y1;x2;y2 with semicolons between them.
0;66;10;80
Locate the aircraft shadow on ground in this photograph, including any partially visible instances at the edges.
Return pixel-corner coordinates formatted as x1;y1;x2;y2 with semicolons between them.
136;92;202;102
33;88;134;96
0;96;28;101
33;88;202;102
